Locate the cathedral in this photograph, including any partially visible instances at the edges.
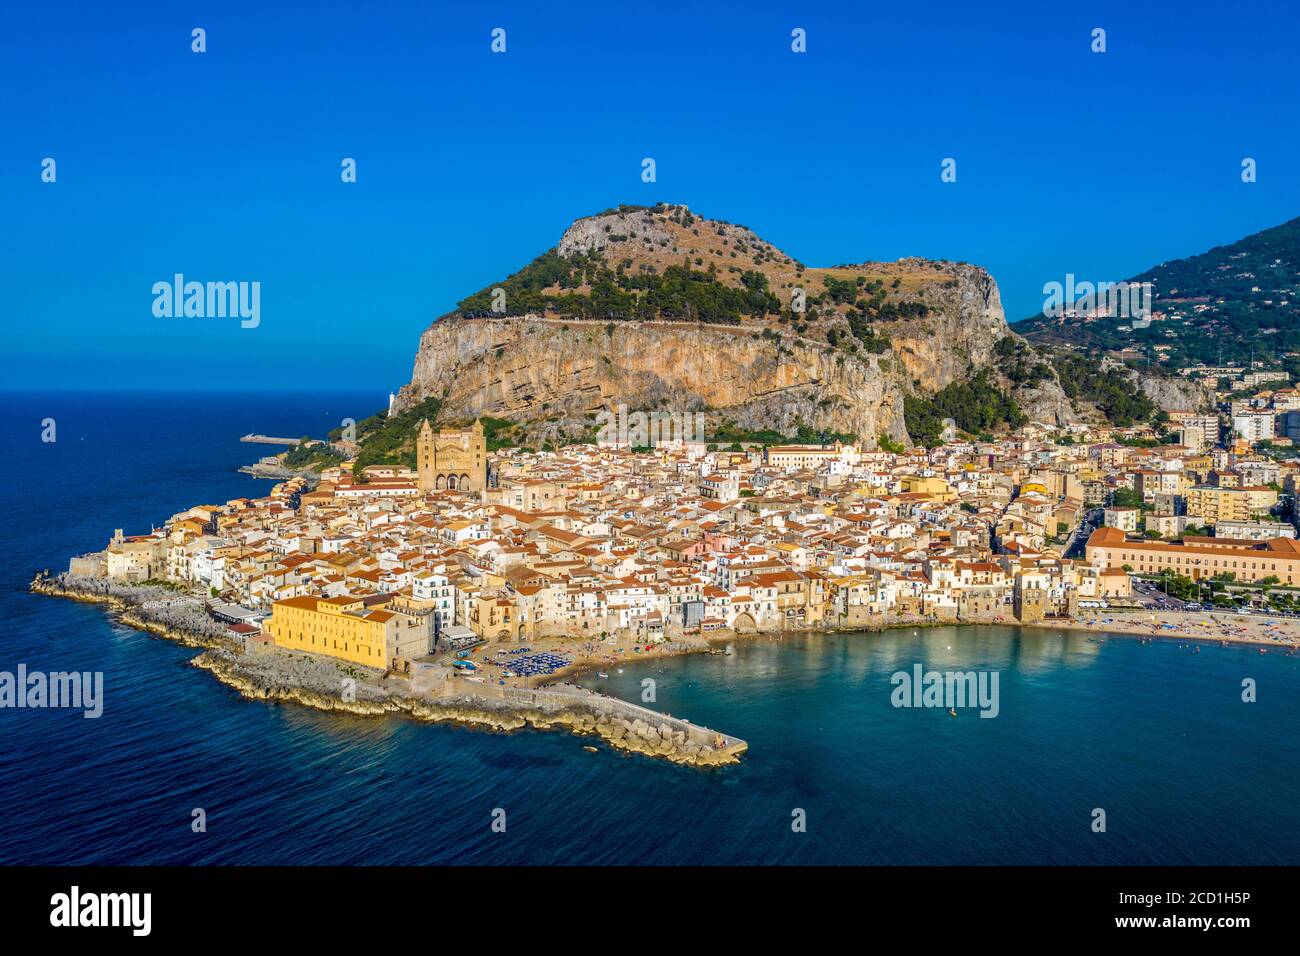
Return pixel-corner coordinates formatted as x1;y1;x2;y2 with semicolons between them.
417;419;487;493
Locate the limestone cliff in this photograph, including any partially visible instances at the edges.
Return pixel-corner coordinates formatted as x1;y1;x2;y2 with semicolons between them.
1123;367;1216;414
399;315;909;446
395;204;1075;445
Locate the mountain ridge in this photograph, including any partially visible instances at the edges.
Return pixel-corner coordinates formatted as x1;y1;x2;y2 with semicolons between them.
1015;215;1300;374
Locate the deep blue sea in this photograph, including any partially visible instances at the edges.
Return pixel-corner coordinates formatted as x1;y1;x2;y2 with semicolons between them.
1;390;1297;865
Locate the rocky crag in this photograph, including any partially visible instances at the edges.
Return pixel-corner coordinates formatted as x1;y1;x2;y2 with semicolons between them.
395;203;1076;446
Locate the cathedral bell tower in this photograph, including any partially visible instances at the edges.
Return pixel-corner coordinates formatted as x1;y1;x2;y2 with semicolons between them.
417;419;436;494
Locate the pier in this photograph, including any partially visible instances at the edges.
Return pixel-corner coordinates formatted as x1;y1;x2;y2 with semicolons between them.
508;682;748;760
240;434;320;446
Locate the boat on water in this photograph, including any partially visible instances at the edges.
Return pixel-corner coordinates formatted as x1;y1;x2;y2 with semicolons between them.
597;671;608;679
948;708;957;717
583;746;598;753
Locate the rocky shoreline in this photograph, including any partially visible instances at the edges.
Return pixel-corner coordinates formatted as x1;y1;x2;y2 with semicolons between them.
29;572;746;768
237;461;322;480
30;573;241;652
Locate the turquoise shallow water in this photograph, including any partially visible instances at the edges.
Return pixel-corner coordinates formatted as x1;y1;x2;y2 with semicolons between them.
2;391;1297;864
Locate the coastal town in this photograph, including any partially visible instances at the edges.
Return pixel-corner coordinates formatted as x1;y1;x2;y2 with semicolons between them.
34;375;1300;760
22;383;1300;823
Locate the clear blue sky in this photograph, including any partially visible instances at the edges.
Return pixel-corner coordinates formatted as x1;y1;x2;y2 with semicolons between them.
2;0;1297;391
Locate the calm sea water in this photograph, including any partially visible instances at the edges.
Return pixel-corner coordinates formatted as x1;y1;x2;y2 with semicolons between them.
1;391;1297;865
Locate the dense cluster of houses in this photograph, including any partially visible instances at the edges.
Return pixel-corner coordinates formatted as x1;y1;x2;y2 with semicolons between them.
72;400;1300;669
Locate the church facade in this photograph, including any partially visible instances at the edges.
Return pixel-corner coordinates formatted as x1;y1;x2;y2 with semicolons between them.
417;419;487;493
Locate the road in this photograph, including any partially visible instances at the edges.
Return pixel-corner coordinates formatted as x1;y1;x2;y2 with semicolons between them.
1062;508;1102;560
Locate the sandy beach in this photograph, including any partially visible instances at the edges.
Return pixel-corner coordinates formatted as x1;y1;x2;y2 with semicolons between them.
1048;608;1300;650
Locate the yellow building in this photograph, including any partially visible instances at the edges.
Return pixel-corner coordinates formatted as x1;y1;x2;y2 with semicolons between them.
1184;486;1277;524
900;475;955;500
266;595;431;669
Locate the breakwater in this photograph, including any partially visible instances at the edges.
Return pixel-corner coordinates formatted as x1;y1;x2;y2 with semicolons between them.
194;650;745;765
30;572;745;768
239;434;316;445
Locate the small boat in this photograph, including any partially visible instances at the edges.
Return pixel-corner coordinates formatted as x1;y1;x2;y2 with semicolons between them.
583;746;598;753
948;707;957;717
617;668;624;674
597;671;608;679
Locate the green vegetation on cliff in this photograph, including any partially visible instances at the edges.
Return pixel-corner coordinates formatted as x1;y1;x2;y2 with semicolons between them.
904;370;1027;446
282;439;346;471
457;251;781;325
346;397;443;477
992;334;1165;428
478;416;525;451
993;336;1053;387
1050;353;1161;426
